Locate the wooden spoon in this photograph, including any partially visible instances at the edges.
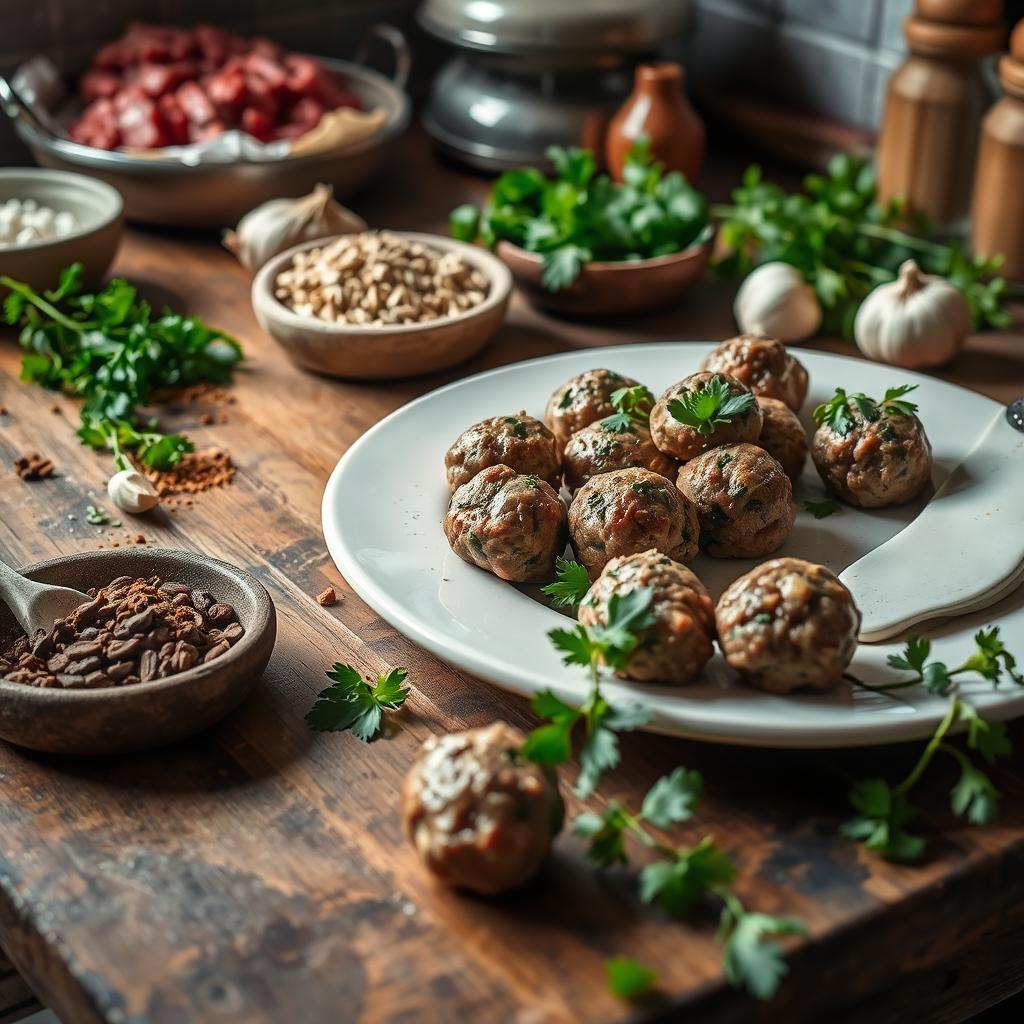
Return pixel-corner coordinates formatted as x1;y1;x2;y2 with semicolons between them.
0;555;89;635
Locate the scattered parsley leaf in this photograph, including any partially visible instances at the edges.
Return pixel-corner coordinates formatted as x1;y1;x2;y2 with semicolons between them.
639;836;736;915
540;558;592;609
719;907;807;1000
667;375;756;436
605;957;657;1000
887;635;931;675
960;626;1024;687
803;499;841;519
84;505;118;526
959;701;1013;764
840;778;925;861
949;759;1000;825
521;690;581;764
573;803;631;867
305;664;410;741
641;767;704;828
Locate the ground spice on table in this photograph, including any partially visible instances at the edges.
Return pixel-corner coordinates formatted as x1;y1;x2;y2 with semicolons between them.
144;448;235;496
14;453;55;480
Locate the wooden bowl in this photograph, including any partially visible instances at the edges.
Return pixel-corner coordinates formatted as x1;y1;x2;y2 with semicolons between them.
0;548;276;755
251;232;512;380
496;227;714;317
0;168;123;293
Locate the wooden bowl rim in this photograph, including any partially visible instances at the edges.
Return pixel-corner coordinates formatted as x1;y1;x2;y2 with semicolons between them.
252;230;513;339
0;547;274;706
495;225;715;274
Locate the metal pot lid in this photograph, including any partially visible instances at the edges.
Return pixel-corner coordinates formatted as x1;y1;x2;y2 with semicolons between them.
418;0;689;54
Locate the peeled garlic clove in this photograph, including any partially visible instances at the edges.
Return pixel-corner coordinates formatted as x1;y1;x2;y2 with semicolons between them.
224;184;367;272
107;469;160;514
854;259;971;369
734;261;822;342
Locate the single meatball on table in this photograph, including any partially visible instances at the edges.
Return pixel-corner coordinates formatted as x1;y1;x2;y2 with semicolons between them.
811;389;932;508
544;368;643;449
579;549;715;685
401;722;564;895
676;443;795;558
756;396;808;483
445;412;561;492
715;558;861;693
445;465;566;582
569;467;699;579
563;418;677;494
650;371;763;463
700;335;809;412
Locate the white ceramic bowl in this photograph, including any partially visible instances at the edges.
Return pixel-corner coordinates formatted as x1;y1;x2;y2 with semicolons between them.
0;168;123;292
251;232;512;380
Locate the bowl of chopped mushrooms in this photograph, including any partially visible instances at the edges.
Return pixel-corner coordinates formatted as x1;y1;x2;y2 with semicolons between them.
251;229;512;379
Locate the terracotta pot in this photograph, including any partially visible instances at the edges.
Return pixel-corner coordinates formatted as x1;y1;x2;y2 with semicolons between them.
605;62;705;185
496;227;713;318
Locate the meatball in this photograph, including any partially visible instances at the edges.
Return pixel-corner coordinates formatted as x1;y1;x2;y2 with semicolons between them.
445;412;561;492
650;371;763;463
401;722;563;895
445;465;566;581
568;467;700;580
700;335;809;412
812;403;932;508
715;558;861;693
563;418;677;494
676;443;795;558
579;549;715;684
756;397;808;483
544;368;642;449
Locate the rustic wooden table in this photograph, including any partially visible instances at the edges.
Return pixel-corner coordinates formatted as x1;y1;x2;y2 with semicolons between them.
1;133;1023;1024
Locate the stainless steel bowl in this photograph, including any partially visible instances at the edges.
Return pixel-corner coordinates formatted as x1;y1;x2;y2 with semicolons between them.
3;29;411;229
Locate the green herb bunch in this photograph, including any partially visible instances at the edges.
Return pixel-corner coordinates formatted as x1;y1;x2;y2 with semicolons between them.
450;140;711;291
2;263;242;470
713;154;1009;337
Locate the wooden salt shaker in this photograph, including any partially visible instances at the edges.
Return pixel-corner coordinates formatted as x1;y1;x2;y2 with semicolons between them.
605;62;705;184
876;0;1004;229
972;20;1024;280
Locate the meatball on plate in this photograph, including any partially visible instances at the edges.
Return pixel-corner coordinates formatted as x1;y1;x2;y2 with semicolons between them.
676;443;795;558
716;558;861;693
756;397;808;483
445;413;561;492
650;371;763;462
325;341;1020;748
569;468;699;579
544;368;643;449
700;335;809;412
812;387;932;507
445;465;566;581
563;418;676;494
580;549;716;685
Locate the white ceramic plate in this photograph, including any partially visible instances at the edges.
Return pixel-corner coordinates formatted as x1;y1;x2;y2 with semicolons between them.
322;344;1024;748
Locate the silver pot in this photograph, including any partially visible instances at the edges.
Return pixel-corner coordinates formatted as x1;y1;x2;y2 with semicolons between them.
1;26;412;229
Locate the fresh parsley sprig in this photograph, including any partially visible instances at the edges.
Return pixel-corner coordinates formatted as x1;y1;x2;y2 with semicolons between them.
813;385;919;436
668;375;757;436
803;499;841;519
574;770;807;999
540;558;592;609
841;628;1019;859
602;385;655;433
712;154;1010;336
450;139;711;291
606;957;657;1000
1;263;242;470
306;664;410;741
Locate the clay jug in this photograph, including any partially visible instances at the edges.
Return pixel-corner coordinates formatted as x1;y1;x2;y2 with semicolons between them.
605;63;705;184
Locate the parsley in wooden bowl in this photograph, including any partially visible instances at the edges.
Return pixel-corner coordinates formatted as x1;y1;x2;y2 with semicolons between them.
450;140;713;318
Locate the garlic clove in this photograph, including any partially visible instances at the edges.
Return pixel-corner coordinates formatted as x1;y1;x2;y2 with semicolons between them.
107;468;161;514
734;261;822;343
223;184;368;272
854;259;971;369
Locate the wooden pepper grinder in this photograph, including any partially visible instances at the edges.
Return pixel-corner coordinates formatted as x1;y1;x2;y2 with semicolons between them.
876;0;1004;228
605;63;705;184
972;20;1024;280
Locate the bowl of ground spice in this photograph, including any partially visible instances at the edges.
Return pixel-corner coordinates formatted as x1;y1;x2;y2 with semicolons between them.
0;548;275;754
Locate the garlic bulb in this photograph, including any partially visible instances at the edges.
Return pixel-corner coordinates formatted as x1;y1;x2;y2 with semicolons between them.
734;261;821;342
854;259;970;369
108;469;160;514
223;184;366;272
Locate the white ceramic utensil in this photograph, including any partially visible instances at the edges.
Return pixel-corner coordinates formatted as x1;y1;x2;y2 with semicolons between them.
0;555;90;635
841;410;1024;642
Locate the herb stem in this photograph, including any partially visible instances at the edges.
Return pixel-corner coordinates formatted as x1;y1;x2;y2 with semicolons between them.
855;222;947;257
624;813;678;860
895;697;960;796
0;277;91;333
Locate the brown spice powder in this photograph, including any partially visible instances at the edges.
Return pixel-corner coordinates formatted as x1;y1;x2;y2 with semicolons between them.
144;448;235;496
